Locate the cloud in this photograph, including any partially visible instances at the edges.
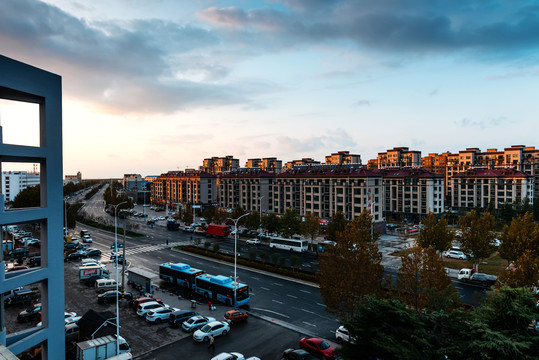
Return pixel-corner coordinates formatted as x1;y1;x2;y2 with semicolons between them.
355;100;371;106
276;129;358;156
454;117;507;130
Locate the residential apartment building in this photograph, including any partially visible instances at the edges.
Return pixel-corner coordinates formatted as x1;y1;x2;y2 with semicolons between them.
1;55;65;358
151;170;217;208
244;157;283;174
450;167;534;210
273;166;384;222
376;147;422;168
378;168;444;222
122;173;144;190
1;171;40;202
200;156;239;174
283;158;321;171
324;151;361;165
218;169;274;213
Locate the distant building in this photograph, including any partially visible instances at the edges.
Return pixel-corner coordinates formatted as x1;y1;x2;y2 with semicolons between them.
151;170;217;208
324;151;361;165
376;147;422;168
1;171;40;202
283;158;321;170
244;157;283;174
218;169;274;213
123;173;145;190
64;171;82;184
200;156;240;174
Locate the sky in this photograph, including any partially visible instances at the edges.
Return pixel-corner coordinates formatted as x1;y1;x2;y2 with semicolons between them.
1;0;539;178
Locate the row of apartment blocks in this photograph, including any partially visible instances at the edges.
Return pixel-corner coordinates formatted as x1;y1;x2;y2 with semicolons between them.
150;146;537;223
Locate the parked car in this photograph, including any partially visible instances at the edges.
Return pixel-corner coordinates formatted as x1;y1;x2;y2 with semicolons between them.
6;265;30;272
299;337;336;360
224;310;248;324
137;302;170;318
181;315;216;332
7;248;29;259
28;256;41;267
193;320;230;342
282;349;316;360
146;307;179;324
130;297;164;310
246;238;261;245
168;310;199;328
64;250;86;261
97;290;133;304
444;250;467;260
85;248;102;257
335;326;349;343
211;352;261;360
26;239;40;247
17;303;42;323
64;316;82;326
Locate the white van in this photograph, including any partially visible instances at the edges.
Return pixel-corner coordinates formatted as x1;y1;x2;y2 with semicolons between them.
95;279;117;293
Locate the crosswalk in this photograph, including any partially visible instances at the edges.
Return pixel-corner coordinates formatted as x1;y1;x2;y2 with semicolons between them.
103;241;187;260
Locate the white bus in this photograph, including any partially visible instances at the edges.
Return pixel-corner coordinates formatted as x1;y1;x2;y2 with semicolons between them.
269;237;308;252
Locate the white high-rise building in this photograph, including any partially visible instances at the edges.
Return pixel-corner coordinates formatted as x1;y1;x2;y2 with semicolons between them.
1;171;40;202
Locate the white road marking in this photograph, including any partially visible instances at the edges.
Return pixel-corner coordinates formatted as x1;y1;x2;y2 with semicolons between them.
302;321;317;327
287;294;298;299
272;299;283;304
301;309;316;315
250;307;290;318
316;303;326;307
260;287;270;291
273;283;283;286
300;290;311;294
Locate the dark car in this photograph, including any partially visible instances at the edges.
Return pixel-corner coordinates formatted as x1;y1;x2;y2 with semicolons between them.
64;251;86;261
168;310;199;328
85;249;102;257
84;275;106;287
64;242;78;252
28;256;41;267
299;337;336;360
97;290;133;304
7;248;29;259
282;349;316;360
224;309;248;323
17;303;42;323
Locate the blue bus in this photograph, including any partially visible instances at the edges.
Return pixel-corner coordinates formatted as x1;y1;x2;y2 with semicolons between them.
195;273;250;307
159;263;204;290
158;262;250;307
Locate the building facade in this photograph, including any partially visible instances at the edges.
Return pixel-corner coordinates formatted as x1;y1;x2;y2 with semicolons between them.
244;157;283;174
1;171;40;202
283;158;321;171
218;169;274;213
376;147;422;168
200;156;239;174
324;151;361;165
450;167;534;210
64;171;82;184
151;170;217;209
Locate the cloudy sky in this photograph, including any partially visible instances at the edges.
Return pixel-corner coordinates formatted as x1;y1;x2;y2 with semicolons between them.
1;0;538;178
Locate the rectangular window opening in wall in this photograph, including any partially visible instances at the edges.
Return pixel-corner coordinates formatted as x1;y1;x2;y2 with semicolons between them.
2;162;42;206
0;99;40;147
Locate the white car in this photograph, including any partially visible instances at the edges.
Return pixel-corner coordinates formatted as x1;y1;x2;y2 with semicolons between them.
37;312;78;327
193;321;230;342
444;250;467;260
246;238;261;245
211;352;261;360
182;315;216;332
335;325;349;343
136;302;170;318
146;307;178;324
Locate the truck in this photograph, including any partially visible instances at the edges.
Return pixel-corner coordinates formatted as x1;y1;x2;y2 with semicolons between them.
76;335;130;360
79;265;110;281
457;268;497;287
166;220;180;231
205;224;231;238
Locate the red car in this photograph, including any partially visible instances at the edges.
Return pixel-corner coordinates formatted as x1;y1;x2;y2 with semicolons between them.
299;337;336;360
130;297;163;310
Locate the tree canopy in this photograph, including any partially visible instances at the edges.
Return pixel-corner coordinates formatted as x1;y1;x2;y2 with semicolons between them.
417;212;453;253
301;212;320;241
12;185;40;208
458;210;497;271
326;211;348;241
499;212;539;265
262;213;281;235
280;207;301;238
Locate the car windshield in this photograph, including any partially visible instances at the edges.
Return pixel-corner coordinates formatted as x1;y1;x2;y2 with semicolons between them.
200;324;211;333
186;318;195;324
318;341;330;350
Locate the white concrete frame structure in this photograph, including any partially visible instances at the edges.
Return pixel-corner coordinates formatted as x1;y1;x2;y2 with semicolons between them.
0;55;64;359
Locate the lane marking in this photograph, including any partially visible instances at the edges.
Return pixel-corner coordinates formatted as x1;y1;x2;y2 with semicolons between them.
287;294;298;299
316;303;326;307
301;309;316;315
300;290;311;294
303;321;317;327
260;287;270;291
272;299;283;304
272;283;283;286
250;307;290;318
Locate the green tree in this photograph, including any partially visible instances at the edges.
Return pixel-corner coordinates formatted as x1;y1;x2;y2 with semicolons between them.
318;214;385;319
396;245;459;312
497;250;539;289
248;248;257;261
289;255;300;271
262;213;281;235
417;212;453;254
202;205;217;224
230;206;246;220
280;207;301;238
458;210;497;271
181;204;193;224
499;212;539;265
244;211;260;231
12;185;40;208
203;241;211;251
499;202;515;224
271;252;279;265
301;212;320;242
326;211;348;241
212;243;220;253
259;252;269;264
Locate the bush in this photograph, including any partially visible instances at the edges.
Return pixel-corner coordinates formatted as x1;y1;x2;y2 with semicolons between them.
248;248;257;261
212;243;220;252
204;241;211;251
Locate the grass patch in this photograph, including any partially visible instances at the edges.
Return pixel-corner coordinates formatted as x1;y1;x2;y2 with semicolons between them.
389;248;413;257
442;251;508;276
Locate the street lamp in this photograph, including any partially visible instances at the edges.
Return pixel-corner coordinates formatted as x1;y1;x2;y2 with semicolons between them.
226;213;249;309
107;200;127;356
259;196;264;242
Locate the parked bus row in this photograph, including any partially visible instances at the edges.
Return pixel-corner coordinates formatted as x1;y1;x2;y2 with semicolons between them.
158;262;250;307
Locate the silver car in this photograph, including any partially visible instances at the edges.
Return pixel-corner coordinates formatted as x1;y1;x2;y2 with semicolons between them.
182;315;216;332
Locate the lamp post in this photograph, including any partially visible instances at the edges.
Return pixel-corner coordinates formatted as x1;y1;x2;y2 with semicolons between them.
107;200;127;356
259;196;264;242
226;213;249;309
